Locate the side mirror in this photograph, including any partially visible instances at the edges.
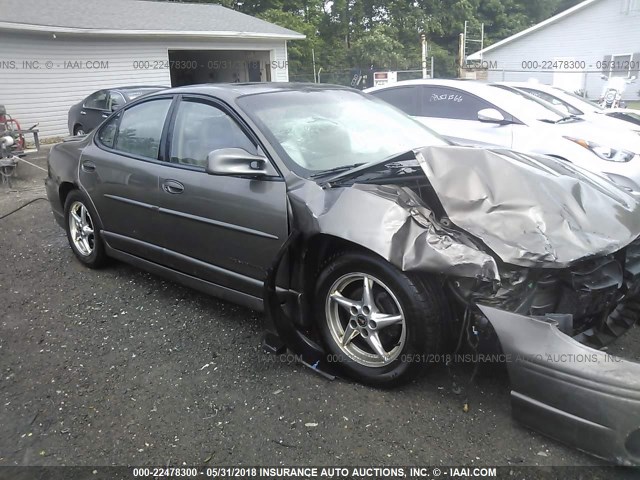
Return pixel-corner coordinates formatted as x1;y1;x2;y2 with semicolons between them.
206;148;273;177
478;108;507;124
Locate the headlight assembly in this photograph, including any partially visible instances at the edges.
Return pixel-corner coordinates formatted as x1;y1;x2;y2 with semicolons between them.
564;136;635;163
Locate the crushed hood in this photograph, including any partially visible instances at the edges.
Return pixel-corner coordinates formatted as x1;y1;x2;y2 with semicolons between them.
415;146;640;267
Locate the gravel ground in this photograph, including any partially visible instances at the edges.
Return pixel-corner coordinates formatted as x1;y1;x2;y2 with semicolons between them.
0;147;639;477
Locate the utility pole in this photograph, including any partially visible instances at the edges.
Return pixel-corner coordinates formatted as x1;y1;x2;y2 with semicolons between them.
458;33;464;78
312;48;317;83
421;33;428;79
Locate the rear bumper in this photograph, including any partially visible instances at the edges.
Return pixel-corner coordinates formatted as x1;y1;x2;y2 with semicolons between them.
479;305;640;466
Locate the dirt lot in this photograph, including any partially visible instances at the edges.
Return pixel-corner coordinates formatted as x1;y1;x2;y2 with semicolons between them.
1;146;639;477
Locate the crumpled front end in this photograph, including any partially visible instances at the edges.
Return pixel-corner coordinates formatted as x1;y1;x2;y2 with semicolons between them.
264;145;640;464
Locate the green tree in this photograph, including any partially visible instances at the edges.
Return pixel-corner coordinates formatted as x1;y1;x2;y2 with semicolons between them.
154;0;584;81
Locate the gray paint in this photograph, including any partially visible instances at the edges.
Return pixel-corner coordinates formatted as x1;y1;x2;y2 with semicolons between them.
415;146;640;267
479;305;640;465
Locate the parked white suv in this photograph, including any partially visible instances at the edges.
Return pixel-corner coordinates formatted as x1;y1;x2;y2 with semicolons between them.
366;79;640;193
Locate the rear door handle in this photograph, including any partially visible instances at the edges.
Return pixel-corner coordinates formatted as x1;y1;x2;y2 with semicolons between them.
80;111;87;115
162;179;184;194
81;161;96;172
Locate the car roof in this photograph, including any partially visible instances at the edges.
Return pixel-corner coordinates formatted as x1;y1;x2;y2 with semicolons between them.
365;79;516;106
113;85;169;92
145;82;354;102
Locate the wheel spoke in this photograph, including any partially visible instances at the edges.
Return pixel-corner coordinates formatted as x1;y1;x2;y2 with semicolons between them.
371;312;403;330
362;275;375;309
80;206;88;228
71;210;82;226
330;291;360;312
365;331;389;361
81;237;91;254
83;225;94;235
341;320;359;347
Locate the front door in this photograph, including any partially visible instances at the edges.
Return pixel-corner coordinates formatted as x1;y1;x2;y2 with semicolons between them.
156;97;288;297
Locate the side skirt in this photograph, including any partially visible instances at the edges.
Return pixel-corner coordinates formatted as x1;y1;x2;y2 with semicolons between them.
104;243;264;312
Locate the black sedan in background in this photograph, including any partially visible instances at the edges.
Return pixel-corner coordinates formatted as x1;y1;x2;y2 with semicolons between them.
67;86;167;136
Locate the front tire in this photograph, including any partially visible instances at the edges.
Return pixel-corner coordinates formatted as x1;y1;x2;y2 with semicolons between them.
64;190;107;268
315;251;446;387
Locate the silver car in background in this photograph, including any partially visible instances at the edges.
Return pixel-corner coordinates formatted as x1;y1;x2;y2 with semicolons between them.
366;79;640;193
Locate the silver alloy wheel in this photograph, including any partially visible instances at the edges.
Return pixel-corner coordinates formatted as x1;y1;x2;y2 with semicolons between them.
75;128;85;136
68;201;95;256
325;272;406;367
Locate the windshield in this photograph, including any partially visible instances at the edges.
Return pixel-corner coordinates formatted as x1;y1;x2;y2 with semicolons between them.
553;88;604;112
490;85;567;123
236;88;447;176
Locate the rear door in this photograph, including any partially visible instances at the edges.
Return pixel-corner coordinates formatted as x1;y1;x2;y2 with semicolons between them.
79;96;174;263
155;96;288;297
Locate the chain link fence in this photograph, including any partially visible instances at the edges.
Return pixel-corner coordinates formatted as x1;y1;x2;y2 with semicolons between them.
288;68;426;89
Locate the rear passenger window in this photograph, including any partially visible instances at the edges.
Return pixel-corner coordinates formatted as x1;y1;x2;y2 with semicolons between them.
112;99;172;159
97;112;120;148
370;87;419;116
420;86;495;120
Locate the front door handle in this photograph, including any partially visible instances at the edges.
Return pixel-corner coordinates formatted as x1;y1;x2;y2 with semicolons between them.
81;161;96;172
101;112;110;118
162;179;184;194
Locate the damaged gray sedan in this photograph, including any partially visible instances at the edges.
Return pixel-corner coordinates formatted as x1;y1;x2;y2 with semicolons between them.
45;84;640;465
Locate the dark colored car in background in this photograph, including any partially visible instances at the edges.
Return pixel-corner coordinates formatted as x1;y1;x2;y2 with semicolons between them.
67;86;167;136
46;83;640;464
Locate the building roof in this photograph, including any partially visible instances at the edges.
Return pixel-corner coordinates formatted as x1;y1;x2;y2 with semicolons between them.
0;0;305;40
468;0;601;60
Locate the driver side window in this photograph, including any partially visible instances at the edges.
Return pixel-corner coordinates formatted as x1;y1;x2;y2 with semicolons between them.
169;101;256;169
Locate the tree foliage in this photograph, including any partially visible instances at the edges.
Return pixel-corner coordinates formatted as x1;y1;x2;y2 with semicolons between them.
162;0;582;78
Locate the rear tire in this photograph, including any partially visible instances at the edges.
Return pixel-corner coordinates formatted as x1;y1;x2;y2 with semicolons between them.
315;251;447;388
73;125;85;136
64;190;107;268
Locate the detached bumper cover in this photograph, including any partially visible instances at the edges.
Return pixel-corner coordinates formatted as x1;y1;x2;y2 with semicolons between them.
479;305;640;466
